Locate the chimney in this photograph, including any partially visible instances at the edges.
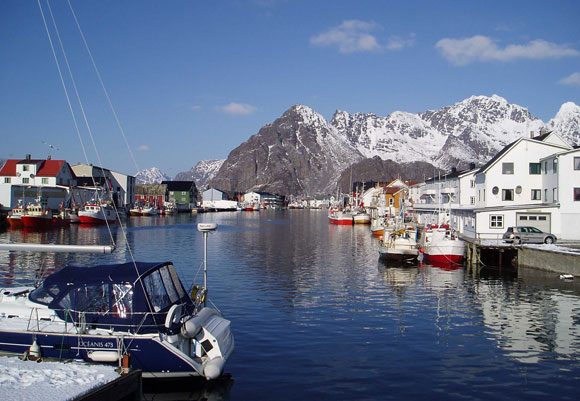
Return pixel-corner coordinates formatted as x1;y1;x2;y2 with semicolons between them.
451;167;457;174
25;154;31;160
469;162;476;170
47;155;51;160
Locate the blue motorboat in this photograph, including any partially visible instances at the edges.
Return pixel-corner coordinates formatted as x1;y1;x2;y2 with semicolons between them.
0;260;234;379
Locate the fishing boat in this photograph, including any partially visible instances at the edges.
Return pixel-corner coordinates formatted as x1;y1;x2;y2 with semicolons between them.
418;224;465;264
353;209;371;225
141;204;159;216
0;224;234;379
378;226;419;262
6;202;27;229
78;200;117;224
328;208;354;225
20;201;53;230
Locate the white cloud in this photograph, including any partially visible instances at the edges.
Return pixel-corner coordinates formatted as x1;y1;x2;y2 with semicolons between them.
191;105;202;112
386;33;415;51
436;35;580;65
218;102;257;116
559;72;580;86
310;20;381;54
137;144;149;152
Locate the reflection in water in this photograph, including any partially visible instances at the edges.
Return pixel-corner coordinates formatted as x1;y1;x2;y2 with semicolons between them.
1;211;579;400
142;375;233;401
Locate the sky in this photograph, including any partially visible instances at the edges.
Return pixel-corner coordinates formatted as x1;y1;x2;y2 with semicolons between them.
0;0;579;177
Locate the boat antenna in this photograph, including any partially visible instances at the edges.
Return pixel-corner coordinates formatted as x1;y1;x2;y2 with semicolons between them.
197;223;217;306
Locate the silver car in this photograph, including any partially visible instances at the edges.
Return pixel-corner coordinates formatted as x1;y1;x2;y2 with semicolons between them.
502;226;557;244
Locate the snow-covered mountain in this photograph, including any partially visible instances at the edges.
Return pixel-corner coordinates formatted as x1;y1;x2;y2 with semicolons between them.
135;167;170;184
174;159;224;189
547;102;580;146
208;95;579;195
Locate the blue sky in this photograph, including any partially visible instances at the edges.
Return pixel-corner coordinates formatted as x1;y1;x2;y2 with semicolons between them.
1;0;579;176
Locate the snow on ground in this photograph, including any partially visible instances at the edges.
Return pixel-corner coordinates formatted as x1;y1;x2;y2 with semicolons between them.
0;356;119;401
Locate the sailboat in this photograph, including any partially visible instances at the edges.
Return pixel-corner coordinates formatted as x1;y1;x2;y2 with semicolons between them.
0;224;234;379
0;2;233;379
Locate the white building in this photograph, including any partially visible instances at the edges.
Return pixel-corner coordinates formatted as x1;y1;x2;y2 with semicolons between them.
470;132;572;240
540;148;580;240
71;163;135;208
0;155;77;211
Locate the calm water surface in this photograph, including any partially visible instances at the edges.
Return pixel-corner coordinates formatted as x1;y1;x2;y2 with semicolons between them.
1;211;579;400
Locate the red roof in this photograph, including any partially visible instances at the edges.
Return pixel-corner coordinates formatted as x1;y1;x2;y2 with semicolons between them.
0;159;68;178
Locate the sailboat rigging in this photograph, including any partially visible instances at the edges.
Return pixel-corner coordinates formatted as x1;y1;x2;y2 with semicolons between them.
0;0;234;379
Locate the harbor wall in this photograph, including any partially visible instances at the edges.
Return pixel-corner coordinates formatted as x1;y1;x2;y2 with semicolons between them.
518;248;580;276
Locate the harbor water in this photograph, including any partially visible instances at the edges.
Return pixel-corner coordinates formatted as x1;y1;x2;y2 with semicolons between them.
1;210;579;400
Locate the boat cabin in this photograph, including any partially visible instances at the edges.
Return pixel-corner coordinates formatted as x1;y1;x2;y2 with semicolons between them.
28;261;194;333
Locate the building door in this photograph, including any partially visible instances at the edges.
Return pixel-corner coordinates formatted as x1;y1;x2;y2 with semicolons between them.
516;213;551;232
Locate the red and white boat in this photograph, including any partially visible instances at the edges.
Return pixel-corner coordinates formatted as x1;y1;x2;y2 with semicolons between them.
419;224;465;264
6;203;27;228
78;201;117;224
328;208;354;225
20;202;53;230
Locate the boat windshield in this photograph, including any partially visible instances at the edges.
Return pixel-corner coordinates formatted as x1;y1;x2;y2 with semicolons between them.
29;284;62;305
142;263;187;312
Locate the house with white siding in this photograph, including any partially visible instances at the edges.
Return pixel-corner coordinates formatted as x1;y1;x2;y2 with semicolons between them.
539;147;580;240
0;155;77;211
470;132;572;240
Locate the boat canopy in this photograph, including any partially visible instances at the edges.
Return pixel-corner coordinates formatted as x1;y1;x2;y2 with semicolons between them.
28;261;194;333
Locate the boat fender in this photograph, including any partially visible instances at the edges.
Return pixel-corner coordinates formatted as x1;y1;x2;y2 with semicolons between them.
203;357;224;380
181;307;219;338
26;340;42;361
87;350;119;363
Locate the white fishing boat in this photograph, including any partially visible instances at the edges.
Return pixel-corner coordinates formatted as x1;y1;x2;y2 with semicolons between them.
78;200;117;224
378;226;419;262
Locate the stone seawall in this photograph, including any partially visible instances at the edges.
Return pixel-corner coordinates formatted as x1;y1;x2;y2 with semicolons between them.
518;247;580;276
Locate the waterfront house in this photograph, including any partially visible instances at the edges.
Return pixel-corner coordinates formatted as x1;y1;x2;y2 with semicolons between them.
469;132;572;240
0;155;77;211
539;147;580;240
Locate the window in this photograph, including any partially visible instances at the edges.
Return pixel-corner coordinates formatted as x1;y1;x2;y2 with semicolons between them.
544;189;548;201
143;270;171;312
22;178;29;184
553;188;558;202
502;189;514;201
492;186;499;195
502;162;514;174
515;185;522;194
531;189;541;200
574;188;580;201
3;177;10;183
389;198;394;206
553;159;558;174
490;215;504;228
470;180;475;188
519;216;528;221
538;216;547;221
529;163;541;174
470;196;475;205
543;161;548;174
22;165;29;172
41;177;48;184
575;157;580;170
529;216;537;221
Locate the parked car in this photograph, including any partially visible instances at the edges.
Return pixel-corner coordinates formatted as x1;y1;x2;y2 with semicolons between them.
502;226;557;244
